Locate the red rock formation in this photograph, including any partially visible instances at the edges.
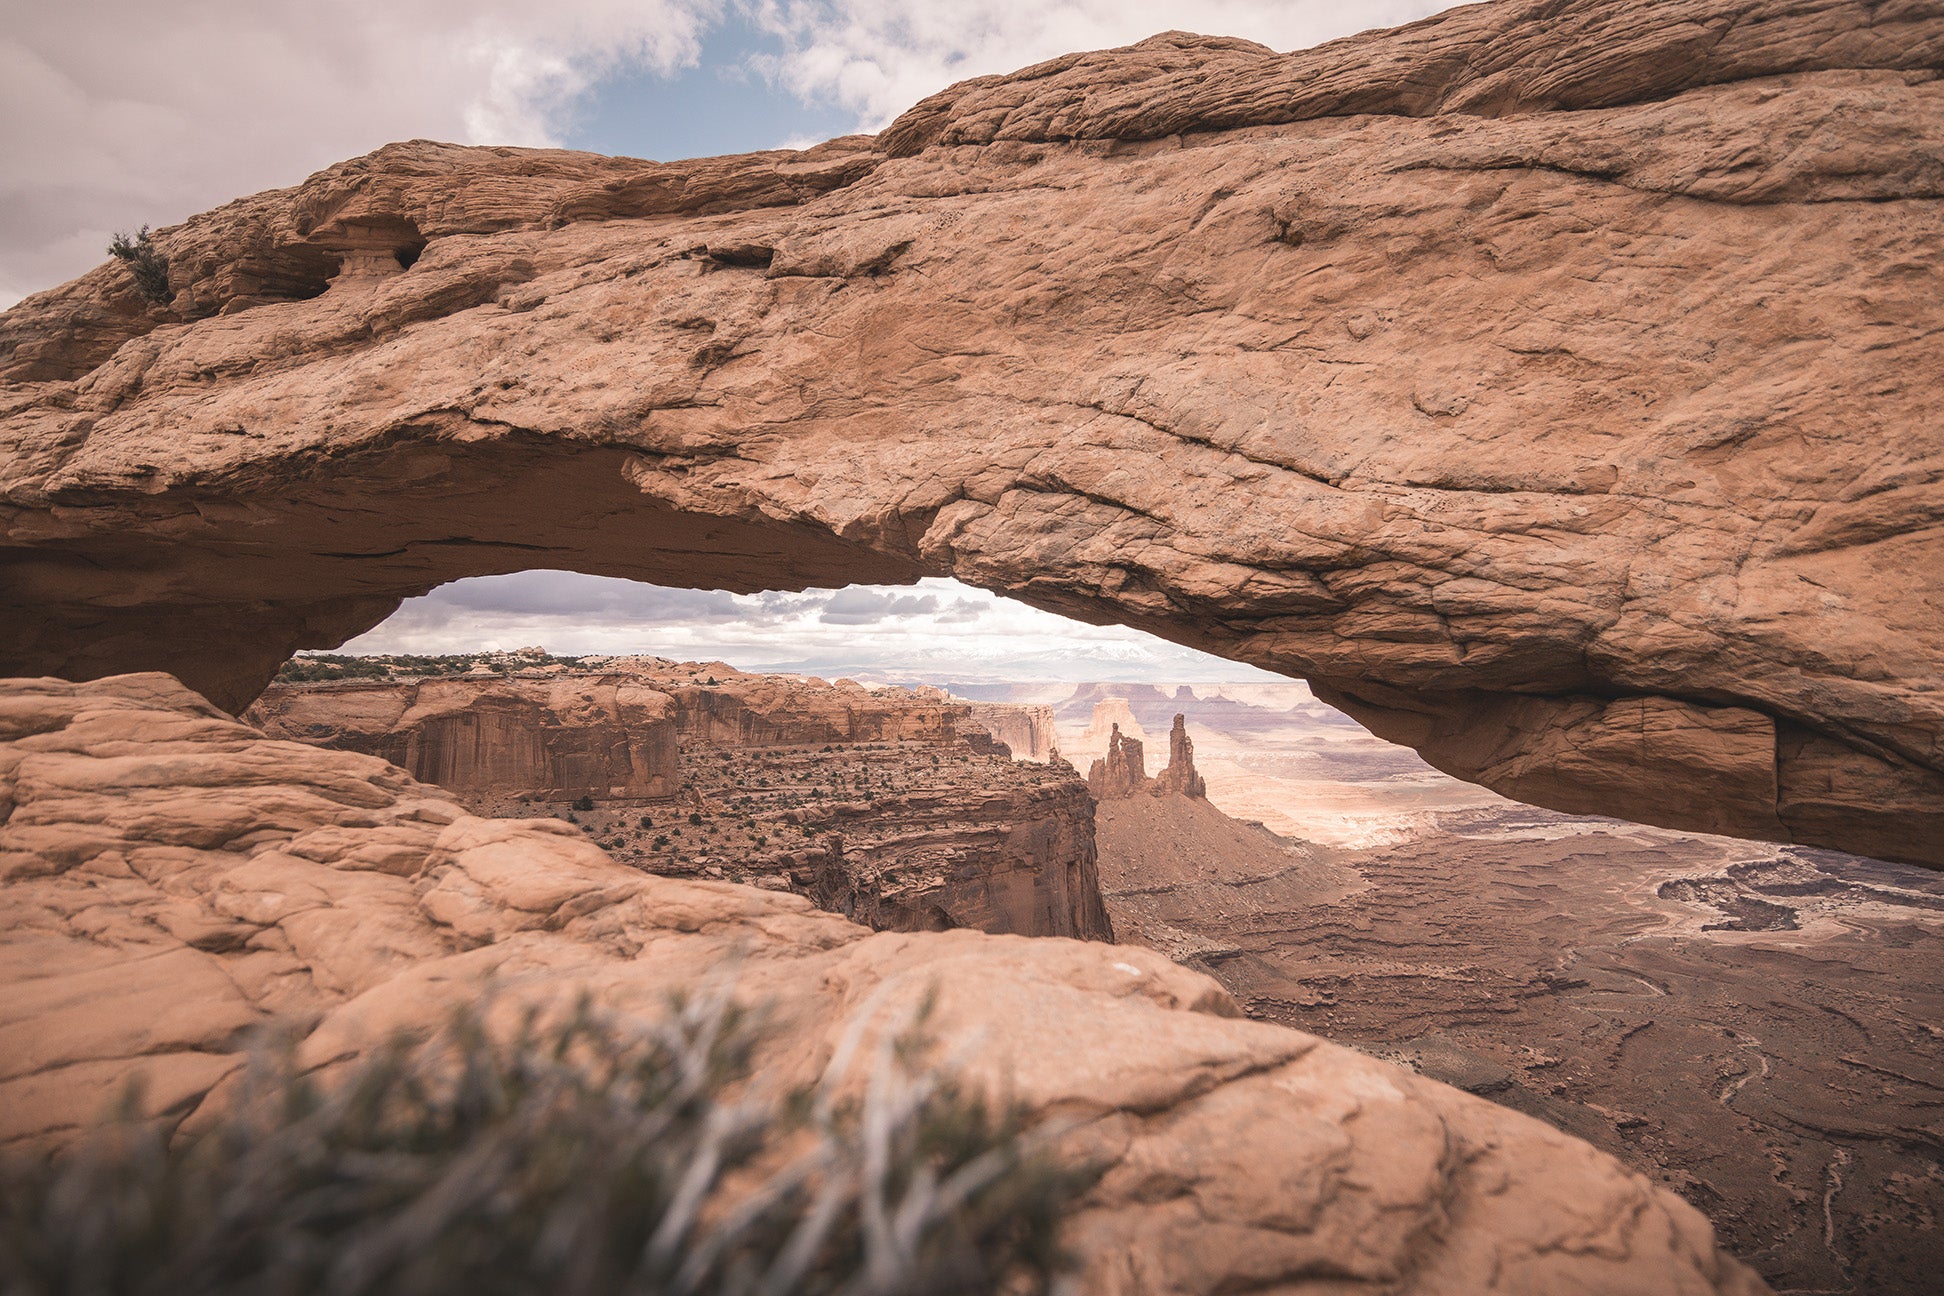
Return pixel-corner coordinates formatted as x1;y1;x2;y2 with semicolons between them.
798;778;1112;940
1087;724;1148;800
0;672;1769;1295
250;659;1111;940
246;674;681;800
1154;714;1208;799
2;0;1941;867
1091;713;1206;801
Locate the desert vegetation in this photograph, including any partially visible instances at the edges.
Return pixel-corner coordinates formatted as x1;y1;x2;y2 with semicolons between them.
106;226;171;305
0;993;1091;1296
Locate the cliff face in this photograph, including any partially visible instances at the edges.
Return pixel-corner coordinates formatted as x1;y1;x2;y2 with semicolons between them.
799;778;1112;940
955;701;1057;761
247;674;682;800
0;673;1767;1295
247;661;990;800
2;0;1940;865
249;660;1109;940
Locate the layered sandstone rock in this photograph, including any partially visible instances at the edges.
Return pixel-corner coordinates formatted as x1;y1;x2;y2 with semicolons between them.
245;659;988;799
246;674;683;800
251;660;1108;940
955;700;1058;761
1154;714;1209;798
2;0;1942;865
1090;713;1207;802
795;776;1111;939
0;673;1766;1294
1089;724;1150;801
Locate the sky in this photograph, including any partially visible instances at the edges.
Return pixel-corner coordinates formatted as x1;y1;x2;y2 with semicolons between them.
6;0;1454;681
339;573;1288;684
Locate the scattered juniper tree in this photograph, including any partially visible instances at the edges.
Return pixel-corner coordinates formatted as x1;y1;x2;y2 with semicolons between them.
107;226;171;304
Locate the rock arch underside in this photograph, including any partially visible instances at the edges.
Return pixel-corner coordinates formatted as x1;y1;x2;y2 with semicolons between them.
4;0;1943;868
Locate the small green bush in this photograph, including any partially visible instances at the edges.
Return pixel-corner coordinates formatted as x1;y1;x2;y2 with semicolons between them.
572;795;595;812
107;225;171;304
0;993;1091;1296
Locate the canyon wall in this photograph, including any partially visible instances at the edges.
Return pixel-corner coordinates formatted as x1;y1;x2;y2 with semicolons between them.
954;701;1058;761
247;662;991;800
247;674;682;800
798;778;1111;939
2;0;1940;865
0;672;1766;1294
249;660;1110;940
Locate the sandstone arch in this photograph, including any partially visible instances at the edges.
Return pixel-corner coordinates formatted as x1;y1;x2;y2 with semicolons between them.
3;0;1942;866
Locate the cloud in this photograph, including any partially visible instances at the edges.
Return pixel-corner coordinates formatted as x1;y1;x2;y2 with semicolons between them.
339;575;1284;682
2;0;1456;309
0;0;720;308
744;0;1455;129
819;588;941;623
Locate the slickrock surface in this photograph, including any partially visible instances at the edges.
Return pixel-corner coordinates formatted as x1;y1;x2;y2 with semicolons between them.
0;672;1766;1293
1;0;1940;864
250;658;1111;939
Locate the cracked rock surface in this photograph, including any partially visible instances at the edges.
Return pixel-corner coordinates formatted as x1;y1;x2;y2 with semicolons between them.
0;672;1767;1294
2;0;1942;865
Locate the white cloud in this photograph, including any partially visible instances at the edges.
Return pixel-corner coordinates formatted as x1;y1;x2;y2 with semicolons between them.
745;0;1455;128
0;0;720;308
342;574;1284;683
1;0;1456;309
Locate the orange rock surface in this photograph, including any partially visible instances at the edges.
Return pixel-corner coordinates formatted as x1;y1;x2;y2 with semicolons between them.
4;0;1938;863
0;672;1765;1294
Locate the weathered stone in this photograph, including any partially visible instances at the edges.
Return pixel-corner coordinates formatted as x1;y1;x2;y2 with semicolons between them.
1091;713;1206;802
2;0;1940;866
0;672;1766;1293
1154;714;1208;799
250;660;1111;939
1089;724;1149;801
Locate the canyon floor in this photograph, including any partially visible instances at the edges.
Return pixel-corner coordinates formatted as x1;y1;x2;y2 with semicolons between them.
1049;682;1944;1296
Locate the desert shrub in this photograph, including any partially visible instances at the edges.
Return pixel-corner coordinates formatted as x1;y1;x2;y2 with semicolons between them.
107;226;171;304
0;993;1090;1296
573;795;595;812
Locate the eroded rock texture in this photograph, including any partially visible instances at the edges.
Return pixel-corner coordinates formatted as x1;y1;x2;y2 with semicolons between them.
248;661;1111;939
0;673;1765;1294
1091;713;1207;801
2;0;1942;864
247;673;684;800
954;700;1059;761
245;663;979;799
